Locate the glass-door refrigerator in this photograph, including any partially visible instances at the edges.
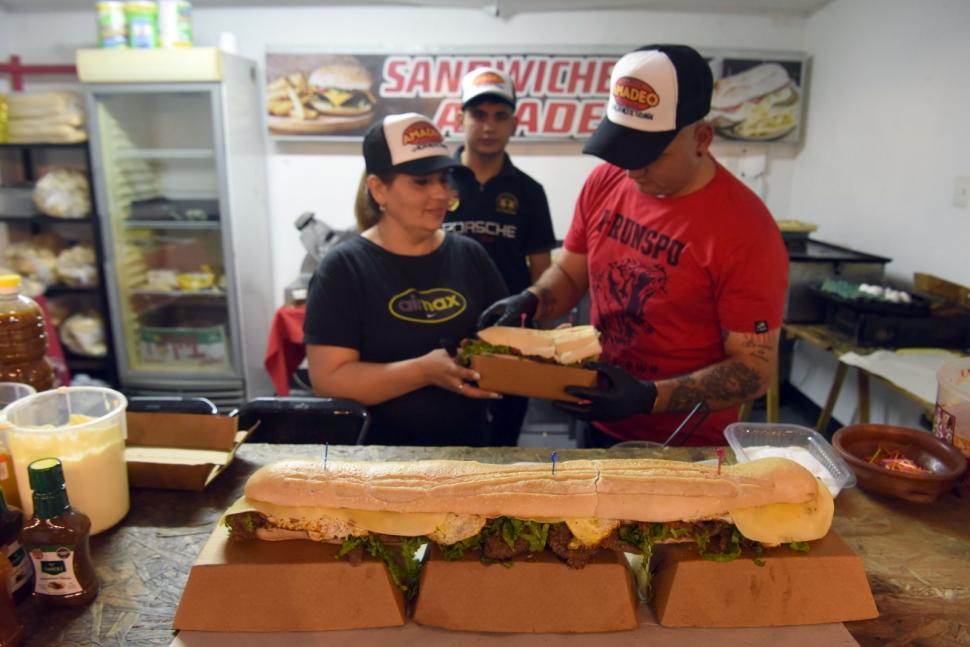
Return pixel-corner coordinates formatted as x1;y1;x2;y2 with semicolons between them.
84;54;274;408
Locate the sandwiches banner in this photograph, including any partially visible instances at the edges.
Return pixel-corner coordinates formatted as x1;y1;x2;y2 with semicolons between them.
265;50;807;143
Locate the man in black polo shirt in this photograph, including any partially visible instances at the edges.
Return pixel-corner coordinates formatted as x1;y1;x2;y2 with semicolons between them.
444;66;557;446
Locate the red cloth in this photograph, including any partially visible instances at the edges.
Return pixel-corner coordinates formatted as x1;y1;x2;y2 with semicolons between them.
34;295;71;387
264;305;307;396
564;162;789;445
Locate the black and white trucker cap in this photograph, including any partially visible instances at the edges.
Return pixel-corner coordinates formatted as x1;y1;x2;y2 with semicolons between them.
363;113;459;175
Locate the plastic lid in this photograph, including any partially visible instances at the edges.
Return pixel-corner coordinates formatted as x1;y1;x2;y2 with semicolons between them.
0;274;22;295
28;457;65;493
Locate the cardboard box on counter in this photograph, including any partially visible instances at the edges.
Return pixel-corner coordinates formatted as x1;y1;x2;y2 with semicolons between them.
471;354;597;402
173;505;407;632
125;412;256;491
650;531;879;627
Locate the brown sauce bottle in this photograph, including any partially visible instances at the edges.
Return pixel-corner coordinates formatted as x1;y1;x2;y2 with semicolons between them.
20;458;98;607
0;554;23;646
0;492;32;605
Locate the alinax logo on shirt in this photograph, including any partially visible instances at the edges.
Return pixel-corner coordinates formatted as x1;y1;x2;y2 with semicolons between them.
495;192;518;215
389;288;468;324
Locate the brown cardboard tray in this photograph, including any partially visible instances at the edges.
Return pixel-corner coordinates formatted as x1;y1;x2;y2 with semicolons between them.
413;544;638;633
124;412;256;491
650;531;878;627
173;510;406;632
471;354;597;402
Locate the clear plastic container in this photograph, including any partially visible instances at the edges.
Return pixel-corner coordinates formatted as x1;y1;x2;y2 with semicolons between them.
723;422;856;497
3;387;129;534
0;381;37;508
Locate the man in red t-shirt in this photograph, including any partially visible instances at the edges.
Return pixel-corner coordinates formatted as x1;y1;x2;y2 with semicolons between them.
479;45;788;446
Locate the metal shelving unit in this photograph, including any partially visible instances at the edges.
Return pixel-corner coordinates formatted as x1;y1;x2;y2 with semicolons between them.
0;141;118;386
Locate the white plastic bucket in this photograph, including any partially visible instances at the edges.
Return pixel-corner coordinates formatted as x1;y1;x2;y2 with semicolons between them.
4;386;129;534
933;358;970;461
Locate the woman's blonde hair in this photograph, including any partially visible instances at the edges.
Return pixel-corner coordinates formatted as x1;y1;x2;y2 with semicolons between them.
354;169;392;232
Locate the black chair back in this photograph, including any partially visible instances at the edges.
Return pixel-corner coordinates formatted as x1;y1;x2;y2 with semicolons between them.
237;396;370;445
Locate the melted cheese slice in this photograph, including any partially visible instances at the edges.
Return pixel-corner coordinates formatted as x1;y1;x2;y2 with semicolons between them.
321;88;353;106
249;499;448;537
565;518;620;547
728;482;834;544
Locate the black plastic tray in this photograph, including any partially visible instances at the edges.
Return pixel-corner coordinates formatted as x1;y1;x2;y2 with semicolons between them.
811;285;930;317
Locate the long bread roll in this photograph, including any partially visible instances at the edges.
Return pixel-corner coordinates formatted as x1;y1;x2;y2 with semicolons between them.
244;457;819;522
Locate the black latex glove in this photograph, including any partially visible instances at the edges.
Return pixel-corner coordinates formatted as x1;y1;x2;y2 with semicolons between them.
553;362;657;422
477;290;539;329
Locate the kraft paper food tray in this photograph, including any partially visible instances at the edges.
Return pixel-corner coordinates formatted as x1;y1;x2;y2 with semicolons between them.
124;412;256;491
471;354;597;402
171;608;858;645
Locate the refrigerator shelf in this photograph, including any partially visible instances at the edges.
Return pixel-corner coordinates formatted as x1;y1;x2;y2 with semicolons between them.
124;220;221;230
115;148;215;160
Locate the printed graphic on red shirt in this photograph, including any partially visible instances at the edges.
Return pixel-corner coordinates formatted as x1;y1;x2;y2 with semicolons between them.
592;259;667;356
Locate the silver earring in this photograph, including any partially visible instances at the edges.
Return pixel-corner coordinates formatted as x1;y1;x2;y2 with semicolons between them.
378;203;386;212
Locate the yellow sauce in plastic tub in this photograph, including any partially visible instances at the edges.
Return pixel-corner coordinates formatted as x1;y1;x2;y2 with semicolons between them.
4;388;129;535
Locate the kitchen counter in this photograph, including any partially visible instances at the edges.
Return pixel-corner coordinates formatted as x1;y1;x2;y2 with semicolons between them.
17;443;970;646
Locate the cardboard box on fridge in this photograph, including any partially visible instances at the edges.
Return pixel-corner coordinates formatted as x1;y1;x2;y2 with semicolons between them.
124;412;256;491
471;354;597;402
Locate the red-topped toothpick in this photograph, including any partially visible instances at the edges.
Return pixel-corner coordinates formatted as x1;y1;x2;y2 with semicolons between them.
716;447;725;475
520;312;527;328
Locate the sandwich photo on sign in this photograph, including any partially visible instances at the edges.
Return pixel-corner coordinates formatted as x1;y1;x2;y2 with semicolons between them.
266;55;377;135
708;60;803;142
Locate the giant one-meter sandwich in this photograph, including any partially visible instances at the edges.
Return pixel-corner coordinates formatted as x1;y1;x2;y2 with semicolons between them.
224;457;833;631
460;325;603;400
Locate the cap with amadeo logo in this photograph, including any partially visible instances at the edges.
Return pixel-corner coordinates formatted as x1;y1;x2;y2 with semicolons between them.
363;113;459;175
583;44;713;170
460;67;516;109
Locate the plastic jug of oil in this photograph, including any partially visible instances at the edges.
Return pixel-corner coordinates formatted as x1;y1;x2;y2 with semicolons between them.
0;276;53;393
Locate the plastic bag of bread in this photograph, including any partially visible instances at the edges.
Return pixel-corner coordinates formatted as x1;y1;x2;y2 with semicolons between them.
4;237;60;285
60;311;107;357
55;244;98;287
33;168;91;218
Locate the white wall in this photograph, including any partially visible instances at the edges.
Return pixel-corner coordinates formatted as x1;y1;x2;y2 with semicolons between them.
0;6;806;301
786;0;970;428
792;0;970;287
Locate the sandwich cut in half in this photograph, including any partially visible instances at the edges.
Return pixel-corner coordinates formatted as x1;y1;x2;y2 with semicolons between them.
461;325;603;401
223;457;834;632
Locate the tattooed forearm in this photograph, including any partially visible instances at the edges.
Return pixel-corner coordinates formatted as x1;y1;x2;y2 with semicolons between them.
665;361;764;412
741;338;775;364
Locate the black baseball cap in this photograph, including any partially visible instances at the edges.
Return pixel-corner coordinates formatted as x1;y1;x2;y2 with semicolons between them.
583;45;713;169
363;113;459;175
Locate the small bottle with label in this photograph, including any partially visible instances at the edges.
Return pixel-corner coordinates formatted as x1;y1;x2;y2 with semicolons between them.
0;492;31;605
20;458;98;607
0;554;24;646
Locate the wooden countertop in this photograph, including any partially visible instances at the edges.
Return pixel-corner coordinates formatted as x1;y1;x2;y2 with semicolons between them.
17;444;970;646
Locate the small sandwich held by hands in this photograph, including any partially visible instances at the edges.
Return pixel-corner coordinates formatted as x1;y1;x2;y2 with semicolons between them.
459;325;603;401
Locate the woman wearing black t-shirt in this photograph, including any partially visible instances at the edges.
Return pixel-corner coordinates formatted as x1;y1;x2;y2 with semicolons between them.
303;113;508;446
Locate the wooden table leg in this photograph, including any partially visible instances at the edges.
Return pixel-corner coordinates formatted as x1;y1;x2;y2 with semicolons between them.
817;362;849;433
857;370;870;424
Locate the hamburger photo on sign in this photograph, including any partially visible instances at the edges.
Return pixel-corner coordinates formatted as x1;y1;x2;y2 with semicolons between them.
266;55;377;135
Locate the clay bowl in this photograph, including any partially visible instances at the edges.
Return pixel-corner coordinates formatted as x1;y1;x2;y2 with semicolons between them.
832;424;967;503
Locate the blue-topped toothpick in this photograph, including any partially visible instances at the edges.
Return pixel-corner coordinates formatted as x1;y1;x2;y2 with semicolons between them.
324;443;329;470
551;450;558;476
